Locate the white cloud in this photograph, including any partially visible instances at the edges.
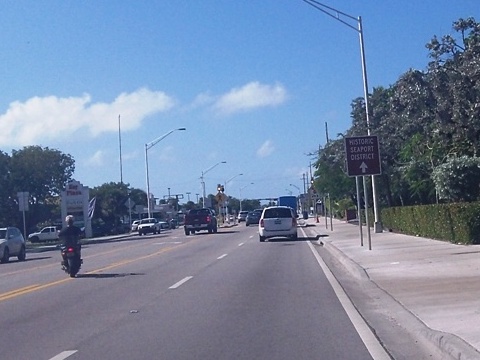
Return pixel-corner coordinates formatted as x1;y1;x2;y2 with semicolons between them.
257;140;274;158
189;93;215;109
85;150;105;167
0;88;175;146
213;81;287;115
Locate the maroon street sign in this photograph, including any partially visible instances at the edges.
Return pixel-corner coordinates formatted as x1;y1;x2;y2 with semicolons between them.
344;135;381;177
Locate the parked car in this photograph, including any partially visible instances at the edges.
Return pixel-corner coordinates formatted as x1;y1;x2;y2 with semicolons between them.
237;211;249;222
137;218;161;235
159;221;170;230
245;209;262;226
131;220;140;232
0;227;26;263
28;226;59;243
258;206;298;242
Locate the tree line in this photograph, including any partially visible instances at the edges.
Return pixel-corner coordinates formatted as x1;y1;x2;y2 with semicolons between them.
0;146;260;234
312;18;480;210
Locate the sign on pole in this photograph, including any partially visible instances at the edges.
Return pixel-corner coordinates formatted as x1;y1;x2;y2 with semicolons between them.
17;191;29;211
345;135;381;177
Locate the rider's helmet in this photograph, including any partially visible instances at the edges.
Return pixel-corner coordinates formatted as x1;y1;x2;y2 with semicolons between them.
65;215;74;226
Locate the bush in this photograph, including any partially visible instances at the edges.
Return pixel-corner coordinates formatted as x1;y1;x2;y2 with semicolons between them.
382;202;480;244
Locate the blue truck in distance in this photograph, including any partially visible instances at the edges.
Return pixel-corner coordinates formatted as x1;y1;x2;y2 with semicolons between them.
277;196;298;215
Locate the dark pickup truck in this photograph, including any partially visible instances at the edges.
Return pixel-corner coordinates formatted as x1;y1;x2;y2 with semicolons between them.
184;208;218;235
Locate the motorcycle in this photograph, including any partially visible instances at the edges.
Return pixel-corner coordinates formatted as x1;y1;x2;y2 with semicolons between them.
61;245;82;278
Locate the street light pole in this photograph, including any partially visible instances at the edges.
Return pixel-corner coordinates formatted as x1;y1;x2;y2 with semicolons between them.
225;173;243;215
145;127;186;218
289;183;300;195
301;0;381;232
239;183;254;212
201;161;227;208
225;173;243;195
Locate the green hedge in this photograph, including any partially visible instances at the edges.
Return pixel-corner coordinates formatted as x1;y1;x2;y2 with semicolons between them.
381;202;480;245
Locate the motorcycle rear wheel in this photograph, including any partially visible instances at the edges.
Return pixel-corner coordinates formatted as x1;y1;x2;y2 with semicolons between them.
68;258;79;277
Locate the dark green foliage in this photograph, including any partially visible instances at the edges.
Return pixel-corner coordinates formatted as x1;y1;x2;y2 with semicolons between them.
90;183;146;234
382;202;480;244
0;146;75;230
431;156;480;202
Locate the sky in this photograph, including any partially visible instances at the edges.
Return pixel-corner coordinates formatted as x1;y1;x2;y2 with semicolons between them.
0;1;478;204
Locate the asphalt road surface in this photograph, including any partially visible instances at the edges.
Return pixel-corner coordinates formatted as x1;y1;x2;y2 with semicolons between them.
0;225;388;360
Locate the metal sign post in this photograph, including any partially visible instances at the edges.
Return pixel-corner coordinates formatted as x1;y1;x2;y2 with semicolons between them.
17;192;29;238
345;136;381;249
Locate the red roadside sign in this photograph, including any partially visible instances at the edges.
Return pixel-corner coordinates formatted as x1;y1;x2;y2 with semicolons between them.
344;135;381;177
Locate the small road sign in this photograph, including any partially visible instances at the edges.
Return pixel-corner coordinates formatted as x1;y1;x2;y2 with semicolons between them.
345;135;381;177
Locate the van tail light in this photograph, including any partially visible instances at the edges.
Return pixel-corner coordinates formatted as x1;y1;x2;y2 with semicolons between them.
206;215;211;222
260;219;264;228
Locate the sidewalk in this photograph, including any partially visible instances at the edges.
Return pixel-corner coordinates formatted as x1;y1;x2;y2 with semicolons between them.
302;217;480;360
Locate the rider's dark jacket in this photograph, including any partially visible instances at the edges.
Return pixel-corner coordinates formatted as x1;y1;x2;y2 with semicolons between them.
58;225;82;247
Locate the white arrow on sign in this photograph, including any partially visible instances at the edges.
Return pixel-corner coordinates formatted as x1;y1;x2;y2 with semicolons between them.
360;162;368;173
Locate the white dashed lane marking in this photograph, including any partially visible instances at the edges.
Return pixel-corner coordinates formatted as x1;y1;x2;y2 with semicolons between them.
169;276;193;289
49;351;78;360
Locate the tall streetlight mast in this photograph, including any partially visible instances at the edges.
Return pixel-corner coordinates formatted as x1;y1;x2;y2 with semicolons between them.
200;161;227;207
118;115;123;184
239;183;254;212
224;173;243;217
289;183;301;195
225;173;243;195
301;0;381;232
145;128;186;218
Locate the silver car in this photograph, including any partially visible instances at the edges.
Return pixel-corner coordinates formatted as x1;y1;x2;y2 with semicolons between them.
237;211;249;222
0;227;26;263
258;206;298;242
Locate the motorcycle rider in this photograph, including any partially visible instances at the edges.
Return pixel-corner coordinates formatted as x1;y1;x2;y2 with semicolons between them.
59;215;83;267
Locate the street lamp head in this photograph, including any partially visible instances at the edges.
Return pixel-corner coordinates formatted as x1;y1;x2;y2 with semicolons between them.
178;127;186;131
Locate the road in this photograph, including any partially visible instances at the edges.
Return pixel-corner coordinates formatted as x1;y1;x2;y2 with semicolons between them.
0;225;387;360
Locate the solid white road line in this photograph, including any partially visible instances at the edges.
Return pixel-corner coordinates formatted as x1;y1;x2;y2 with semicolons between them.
302;229;390;360
169;276;193;289
49;351;78;360
217;254;228;260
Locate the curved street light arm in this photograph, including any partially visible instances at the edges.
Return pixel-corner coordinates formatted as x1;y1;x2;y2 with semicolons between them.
202;161;227;177
146;127;186;151
145;127;186;218
201;161;227;207
302;0;357;30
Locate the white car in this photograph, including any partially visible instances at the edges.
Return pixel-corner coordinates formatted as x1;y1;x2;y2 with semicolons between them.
131;220;140;232
137;218;161;235
258;206;298;242
28;226;59;243
0;227;26;263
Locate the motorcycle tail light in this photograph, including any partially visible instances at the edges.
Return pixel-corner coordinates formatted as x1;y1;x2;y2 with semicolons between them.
67;247;75;253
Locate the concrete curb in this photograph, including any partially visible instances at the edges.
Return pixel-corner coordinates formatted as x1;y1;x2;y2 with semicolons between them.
315;233;480;359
